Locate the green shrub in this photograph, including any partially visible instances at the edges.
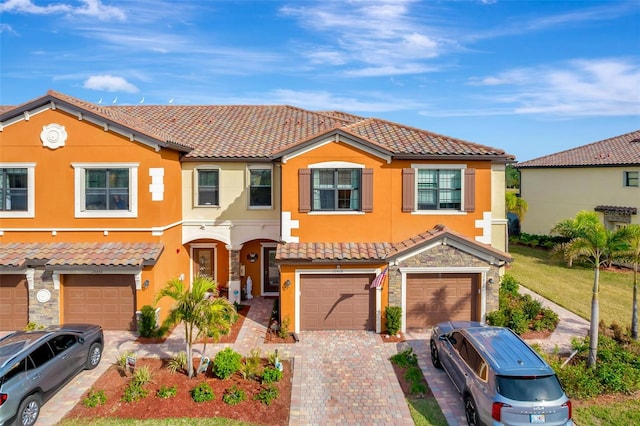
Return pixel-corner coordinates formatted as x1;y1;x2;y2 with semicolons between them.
222;385;246;405
485;310;507;327
409;381;428;395
82;389;106;408
278;316;291;339
385;306;402;336
138;305;159;338
131;365;152;386
240;348;262;380
500;274;519;297
122;382;149;403
261;367;283;384
522;296;542;321
167;352;187;374
403;366;424;383
213;347;242;379
156;385;177;399
254;386;279;405
191;382;215;403
23;322;45;331
508;308;529;335
116;351;135;375
390;347;418;369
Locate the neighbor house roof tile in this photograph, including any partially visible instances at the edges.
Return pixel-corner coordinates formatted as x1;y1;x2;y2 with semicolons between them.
0;242;163;269
517;130;640;168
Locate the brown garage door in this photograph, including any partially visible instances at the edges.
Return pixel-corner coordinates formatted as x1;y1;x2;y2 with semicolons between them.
406;273;478;329
0;275;29;331
63;275;136;330
300;274;374;331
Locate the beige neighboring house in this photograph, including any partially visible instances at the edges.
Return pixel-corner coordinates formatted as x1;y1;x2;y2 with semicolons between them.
517;130;640;235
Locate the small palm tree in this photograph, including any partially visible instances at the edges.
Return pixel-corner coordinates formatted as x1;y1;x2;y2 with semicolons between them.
505;192;528;223
155;276;235;378
621;224;640;340
551;211;630;368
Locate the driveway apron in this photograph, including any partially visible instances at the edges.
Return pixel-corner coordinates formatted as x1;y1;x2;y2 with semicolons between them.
289;331;413;426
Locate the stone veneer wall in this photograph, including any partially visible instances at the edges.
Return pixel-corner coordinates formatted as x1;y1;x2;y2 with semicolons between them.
28;269;60;326
387;244;502;315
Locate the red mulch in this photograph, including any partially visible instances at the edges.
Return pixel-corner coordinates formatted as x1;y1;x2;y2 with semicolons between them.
63;357;291;425
382;332;406;343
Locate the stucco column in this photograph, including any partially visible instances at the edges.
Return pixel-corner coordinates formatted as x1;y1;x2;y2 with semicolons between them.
226;245;242;304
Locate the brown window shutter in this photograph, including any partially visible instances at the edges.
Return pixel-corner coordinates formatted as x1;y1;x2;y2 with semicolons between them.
299;168;311;212
362;168;373;212
402;168;415;212
464;168;476;212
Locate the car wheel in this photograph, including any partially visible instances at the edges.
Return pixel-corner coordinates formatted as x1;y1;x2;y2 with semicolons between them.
464;394;480;426
85;342;102;369
17;394;40;426
430;340;442;369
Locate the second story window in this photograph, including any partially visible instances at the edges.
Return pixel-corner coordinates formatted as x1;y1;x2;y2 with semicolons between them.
0;168;28;211
312;169;360;211
197;169;219;206
417;169;461;210
85;169;129;210
249;168;272;207
72;163;138;218
624;171;639;187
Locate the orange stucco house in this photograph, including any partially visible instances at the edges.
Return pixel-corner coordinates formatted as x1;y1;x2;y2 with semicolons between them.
1;91;513;334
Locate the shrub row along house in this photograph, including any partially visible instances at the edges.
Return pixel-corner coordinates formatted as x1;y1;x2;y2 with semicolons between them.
0;90;513;334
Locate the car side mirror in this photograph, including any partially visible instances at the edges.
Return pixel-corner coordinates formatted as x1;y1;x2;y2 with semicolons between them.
439;335;447;341
78;337;85;344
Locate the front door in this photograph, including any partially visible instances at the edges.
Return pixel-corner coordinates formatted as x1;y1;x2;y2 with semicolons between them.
262;246;279;294
194;248;216;281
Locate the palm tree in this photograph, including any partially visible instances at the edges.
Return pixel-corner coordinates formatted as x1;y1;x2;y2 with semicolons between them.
155;276;235;378
505;192;528;222
551;211;630;368
621;224;640;340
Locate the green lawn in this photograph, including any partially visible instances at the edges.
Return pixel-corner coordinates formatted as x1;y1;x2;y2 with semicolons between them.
507;244;635;328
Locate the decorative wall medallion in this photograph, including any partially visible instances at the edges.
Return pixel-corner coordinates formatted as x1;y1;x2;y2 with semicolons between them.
247;252;258;263
36;289;51;303
40;123;68;149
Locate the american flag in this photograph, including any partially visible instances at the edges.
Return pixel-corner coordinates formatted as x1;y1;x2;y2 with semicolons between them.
370;266;388;288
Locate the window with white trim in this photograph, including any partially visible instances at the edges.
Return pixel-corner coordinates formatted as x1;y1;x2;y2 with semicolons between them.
196;168;219;206
312;168;360;211
249;167;271;207
417;169;462;210
624;171;639;187
0;163;35;218
73;163;138;218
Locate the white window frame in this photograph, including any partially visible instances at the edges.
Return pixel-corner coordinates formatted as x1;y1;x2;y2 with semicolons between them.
248;165;273;209
0;163;36;219
72;162;138;218
194;166;220;208
412;164;466;215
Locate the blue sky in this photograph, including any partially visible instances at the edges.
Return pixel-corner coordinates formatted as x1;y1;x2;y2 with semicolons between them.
1;0;639;161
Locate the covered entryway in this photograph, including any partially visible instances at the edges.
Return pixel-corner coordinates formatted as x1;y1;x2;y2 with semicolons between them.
63;274;137;330
300;274;374;330
406;273;478;328
0;275;29;330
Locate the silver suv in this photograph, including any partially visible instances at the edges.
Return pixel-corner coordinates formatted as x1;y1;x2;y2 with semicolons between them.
0;324;103;426
430;321;572;426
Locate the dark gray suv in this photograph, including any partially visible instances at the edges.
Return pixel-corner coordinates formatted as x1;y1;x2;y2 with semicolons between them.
0;324;103;426
431;321;572;426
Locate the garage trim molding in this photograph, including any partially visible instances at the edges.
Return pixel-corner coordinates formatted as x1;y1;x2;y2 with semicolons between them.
49;269;144;290
398;266;489;333
294;267;382;334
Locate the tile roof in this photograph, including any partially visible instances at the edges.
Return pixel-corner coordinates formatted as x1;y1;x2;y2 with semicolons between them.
0;242;163;269
594;205;638;216
276;225;511;263
1;91;514;161
517;130;640;168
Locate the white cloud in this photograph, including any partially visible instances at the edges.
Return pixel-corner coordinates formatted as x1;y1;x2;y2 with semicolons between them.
469;59;640;117
0;0;125;21
0;23;17;34
83;75;139;93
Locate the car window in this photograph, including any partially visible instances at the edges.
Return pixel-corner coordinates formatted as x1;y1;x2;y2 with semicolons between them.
49;334;78;356
2;357;29;384
447;332;464;350
458;340;487;381
496;375;565;401
28;342;55;368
